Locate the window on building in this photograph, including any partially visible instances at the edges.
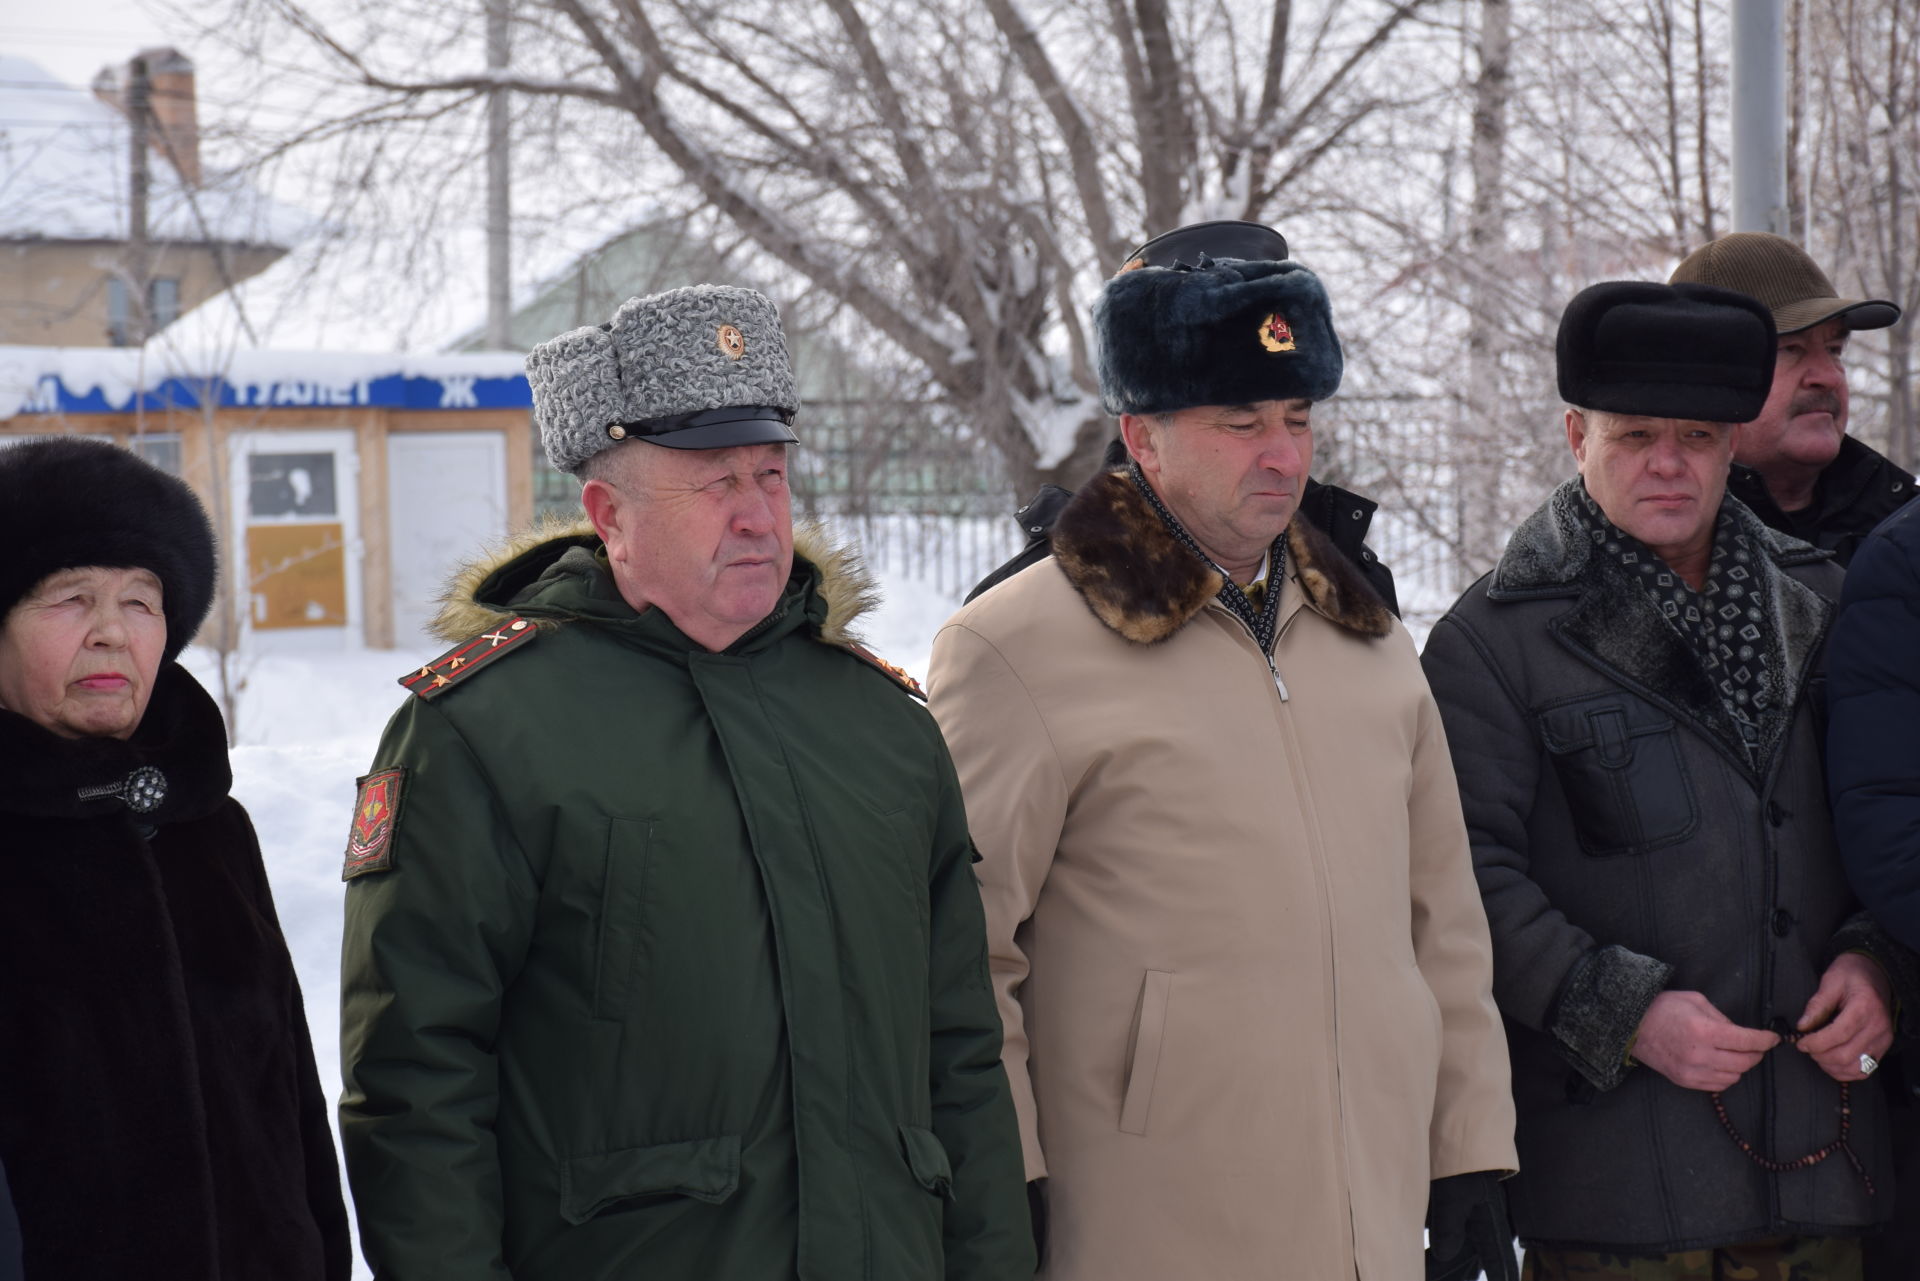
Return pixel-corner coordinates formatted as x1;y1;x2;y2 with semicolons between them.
249;452;339;519
106;278;181;344
532;437;582;523
131;434;183;475
150;278;180;331
107;278;132;347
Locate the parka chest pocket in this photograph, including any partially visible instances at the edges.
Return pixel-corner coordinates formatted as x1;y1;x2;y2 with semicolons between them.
1537;695;1696;857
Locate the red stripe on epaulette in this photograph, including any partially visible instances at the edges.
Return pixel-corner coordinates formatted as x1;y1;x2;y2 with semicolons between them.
398;616;538;700
843;642;927;701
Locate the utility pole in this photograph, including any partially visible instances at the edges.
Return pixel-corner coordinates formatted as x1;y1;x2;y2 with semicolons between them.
1731;0;1787;234
1458;0;1511;588
126;54;153;346
485;0;513;349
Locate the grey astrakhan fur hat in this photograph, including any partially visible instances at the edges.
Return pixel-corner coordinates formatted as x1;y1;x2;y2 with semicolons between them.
1094;257;1343;416
527;284;801;474
0;437;216;662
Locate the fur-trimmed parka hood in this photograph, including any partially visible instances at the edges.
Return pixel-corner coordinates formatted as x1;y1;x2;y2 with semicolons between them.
1049;468;1395;645
425;515;880;649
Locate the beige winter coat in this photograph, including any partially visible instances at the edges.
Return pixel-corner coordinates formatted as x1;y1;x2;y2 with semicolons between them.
927;470;1517;1281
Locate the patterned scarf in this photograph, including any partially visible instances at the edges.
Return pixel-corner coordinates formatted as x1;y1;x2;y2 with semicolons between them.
1573;484;1781;767
1126;460;1286;653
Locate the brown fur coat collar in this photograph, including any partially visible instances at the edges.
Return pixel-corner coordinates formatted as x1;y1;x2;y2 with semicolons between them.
1051;468;1395;644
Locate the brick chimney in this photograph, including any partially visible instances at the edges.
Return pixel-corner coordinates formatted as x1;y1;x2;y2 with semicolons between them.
93;48;202;187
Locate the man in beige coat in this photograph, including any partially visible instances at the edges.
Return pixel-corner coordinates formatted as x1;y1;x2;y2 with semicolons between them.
928;250;1517;1280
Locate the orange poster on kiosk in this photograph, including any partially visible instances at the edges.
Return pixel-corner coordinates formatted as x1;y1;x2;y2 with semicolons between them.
248;522;347;629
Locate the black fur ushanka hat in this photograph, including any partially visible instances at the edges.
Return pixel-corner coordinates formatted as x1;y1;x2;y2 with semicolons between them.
1094;257;1343;416
1556;281;1776;423
0;437;216;662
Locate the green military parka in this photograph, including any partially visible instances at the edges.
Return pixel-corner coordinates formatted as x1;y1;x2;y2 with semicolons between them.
339;521;1032;1281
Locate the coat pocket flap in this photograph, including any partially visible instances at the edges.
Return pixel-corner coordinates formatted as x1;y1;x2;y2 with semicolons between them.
1537;695;1672;759
559;1135;741;1224
897;1124;954;1198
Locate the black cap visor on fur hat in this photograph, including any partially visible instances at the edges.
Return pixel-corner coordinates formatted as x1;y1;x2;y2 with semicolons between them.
1118;220;1289;273
0;438;217;663
1096;258;1343;416
609;403;800;451
1556;281;1776;423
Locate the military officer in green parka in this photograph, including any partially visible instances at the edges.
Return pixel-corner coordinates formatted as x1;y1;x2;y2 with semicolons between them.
338;284;1034;1281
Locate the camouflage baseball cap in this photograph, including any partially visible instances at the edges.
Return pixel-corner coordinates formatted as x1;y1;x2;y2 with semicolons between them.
1669;232;1900;335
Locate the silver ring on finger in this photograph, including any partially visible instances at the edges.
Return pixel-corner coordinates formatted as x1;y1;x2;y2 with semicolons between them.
1860;1052;1879;1075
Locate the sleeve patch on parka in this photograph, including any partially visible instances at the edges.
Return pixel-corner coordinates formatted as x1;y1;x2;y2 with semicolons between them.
841;642;927;701
343;768;406;881
398;616;538;700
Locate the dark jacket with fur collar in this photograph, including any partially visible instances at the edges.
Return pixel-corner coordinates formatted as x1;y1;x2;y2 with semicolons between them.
0;664;350;1280
1422;478;1908;1251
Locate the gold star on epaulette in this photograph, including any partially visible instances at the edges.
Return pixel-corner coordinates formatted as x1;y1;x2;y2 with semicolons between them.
397;617;538;701
842;642;927;701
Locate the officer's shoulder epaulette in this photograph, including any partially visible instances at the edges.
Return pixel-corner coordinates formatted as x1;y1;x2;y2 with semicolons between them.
397;616;538;700
839;641;927;702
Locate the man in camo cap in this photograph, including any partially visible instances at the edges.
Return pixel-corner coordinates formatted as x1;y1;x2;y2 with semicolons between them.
1670;232;1911;566
339;284;1033;1281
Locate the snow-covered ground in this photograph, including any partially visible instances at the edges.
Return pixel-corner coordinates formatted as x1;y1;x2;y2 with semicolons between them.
178;553;967;1269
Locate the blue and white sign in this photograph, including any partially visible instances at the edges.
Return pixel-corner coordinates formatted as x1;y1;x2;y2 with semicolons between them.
2;350;532;420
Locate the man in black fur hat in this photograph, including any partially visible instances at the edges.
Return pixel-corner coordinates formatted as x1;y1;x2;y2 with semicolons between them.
966;220;1400;612
927;252;1517;1280
1423;282;1915;1279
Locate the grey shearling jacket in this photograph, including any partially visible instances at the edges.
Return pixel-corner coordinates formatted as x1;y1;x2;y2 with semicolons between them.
1421;479;1905;1253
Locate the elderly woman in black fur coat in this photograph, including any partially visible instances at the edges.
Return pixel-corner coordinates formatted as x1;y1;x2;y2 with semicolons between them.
0;438;349;1280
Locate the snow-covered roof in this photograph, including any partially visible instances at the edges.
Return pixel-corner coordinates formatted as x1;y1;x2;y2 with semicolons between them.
156;233;505;354
0;345;529;420
0;54;309;245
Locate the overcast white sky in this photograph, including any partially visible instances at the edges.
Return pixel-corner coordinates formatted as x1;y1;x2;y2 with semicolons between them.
4;1;180;90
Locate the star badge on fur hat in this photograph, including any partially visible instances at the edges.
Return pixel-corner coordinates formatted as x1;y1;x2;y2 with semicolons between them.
1258;313;1296;353
526;284;800;474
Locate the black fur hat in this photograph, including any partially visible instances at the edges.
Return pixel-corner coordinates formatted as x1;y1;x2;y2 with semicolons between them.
1095;258;1343;416
0;438;217;662
1556;281;1776;423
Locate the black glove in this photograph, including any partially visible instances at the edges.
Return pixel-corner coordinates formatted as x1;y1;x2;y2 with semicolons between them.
1026;1178;1047;1269
1424;1170;1518;1281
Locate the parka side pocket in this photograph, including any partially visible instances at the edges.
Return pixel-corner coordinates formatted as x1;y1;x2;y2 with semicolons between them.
1538;695;1696;857
559;1134;740;1224
897;1124;955;1200
1120;970;1173;1136
594;818;652;1020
